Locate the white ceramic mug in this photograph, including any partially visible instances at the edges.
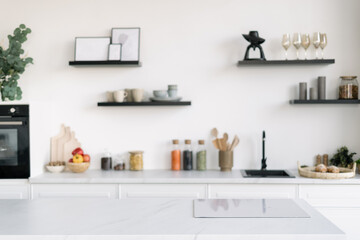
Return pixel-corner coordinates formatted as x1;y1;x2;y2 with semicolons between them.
106;91;114;102
125;89;133;102
132;89;144;102
114;90;128;102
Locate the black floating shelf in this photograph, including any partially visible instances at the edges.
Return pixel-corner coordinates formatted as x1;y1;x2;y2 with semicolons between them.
69;61;142;67
98;101;191;107
290;99;360;104
237;59;335;65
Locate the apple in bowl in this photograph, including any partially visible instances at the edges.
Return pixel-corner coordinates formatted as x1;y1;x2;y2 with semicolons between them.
67;148;91;173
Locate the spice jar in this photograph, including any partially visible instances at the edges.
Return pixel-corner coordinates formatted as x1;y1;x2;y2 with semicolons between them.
129;151;143;171
339;76;358;99
316;154;321;165
323;154;329;166
183;140;193;170
171;139;181;171
196;140;206;171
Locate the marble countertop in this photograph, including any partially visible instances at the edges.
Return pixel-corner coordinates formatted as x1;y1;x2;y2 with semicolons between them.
0;199;344;240
29;169;360;184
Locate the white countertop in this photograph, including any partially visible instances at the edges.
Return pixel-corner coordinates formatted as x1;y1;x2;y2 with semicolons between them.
0;199;344;240
29;169;360;184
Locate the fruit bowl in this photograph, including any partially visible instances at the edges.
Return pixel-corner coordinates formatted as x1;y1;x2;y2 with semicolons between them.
67;162;90;173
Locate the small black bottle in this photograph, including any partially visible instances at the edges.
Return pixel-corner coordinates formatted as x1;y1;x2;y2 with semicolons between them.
183;139;193;170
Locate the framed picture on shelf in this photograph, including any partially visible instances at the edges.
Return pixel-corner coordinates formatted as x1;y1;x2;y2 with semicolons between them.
108;44;122;61
111;28;140;61
75;37;110;61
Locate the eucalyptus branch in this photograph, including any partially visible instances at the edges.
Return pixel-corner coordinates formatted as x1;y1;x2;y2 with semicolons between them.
0;24;32;101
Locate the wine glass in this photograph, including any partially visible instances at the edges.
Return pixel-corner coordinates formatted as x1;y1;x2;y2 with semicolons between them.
292;33;301;60
320;33;327;59
313;32;321;59
282;34;291;60
301;34;310;60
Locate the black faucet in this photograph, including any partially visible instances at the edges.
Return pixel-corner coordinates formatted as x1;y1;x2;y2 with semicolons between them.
261;131;267;171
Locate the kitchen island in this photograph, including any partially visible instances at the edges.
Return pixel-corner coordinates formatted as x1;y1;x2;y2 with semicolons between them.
0;198;344;240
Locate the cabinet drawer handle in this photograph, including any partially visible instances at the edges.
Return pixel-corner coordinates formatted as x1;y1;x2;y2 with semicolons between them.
126;192;200;198
38;192;111;198
215;192;291;199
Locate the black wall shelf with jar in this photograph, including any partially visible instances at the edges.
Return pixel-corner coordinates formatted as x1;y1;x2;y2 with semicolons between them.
289;99;360;104
69;61;142;67
237;59;335;66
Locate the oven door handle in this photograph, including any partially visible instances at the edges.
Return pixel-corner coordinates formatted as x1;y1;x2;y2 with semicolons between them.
0;121;23;125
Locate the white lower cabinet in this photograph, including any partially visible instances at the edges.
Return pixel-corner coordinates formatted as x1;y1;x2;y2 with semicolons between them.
299;184;360;207
31;184;118;199
208;184;297;199
120;184;207;199
317;208;360;240
0;184;29;199
299;184;360;240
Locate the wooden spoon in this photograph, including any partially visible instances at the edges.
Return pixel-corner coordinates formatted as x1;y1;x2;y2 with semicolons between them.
223;133;228;142
226;142;231;151
211;128;224;150
212;139;220;150
217;138;229;151
217;138;224;151
211;128;219;139
223;133;229;150
230;135;240;151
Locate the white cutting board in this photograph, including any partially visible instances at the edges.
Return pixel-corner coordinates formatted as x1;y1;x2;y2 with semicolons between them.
63;131;81;162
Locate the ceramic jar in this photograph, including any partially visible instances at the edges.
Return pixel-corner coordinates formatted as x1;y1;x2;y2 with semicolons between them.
219;151;233;172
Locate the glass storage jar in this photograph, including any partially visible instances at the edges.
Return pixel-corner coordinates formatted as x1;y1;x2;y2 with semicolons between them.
339;76;358;99
101;149;112;171
129;151;143;171
113;154;126;171
171;139;181;171
196;140;206;171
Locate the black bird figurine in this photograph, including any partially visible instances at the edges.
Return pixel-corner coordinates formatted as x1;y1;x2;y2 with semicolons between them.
242;31;266;61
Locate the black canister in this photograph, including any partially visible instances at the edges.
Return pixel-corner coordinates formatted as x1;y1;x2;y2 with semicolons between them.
101;150;112;170
183;139;193;170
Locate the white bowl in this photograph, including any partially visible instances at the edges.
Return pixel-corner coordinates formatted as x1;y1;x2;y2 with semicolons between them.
46;165;65;173
153;90;168;98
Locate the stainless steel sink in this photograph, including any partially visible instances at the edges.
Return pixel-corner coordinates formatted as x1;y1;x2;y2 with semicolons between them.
241;169;295;178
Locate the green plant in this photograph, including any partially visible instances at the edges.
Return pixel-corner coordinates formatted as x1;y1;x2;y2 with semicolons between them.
0;24;33;101
330;146;356;167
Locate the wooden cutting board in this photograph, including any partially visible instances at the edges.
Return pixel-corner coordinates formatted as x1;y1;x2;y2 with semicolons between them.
56;127;71;162
50;124;65;162
63;131;81;162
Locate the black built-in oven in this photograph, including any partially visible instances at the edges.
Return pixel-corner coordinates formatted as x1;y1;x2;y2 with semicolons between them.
0;105;29;178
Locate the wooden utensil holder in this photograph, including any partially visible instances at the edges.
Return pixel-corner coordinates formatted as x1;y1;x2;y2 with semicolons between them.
219;150;233;171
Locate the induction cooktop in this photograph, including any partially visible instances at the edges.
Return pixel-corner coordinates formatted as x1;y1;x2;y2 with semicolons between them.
193;199;310;218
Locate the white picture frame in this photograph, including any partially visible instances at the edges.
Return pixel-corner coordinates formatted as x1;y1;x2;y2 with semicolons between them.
75;37;110;61
108;44;122;61
111;28;140;61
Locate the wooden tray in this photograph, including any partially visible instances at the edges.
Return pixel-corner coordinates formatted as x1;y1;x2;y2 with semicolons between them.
298;162;356;179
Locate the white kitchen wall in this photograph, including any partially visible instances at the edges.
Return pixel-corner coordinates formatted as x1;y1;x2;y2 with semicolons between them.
1;0;359;176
